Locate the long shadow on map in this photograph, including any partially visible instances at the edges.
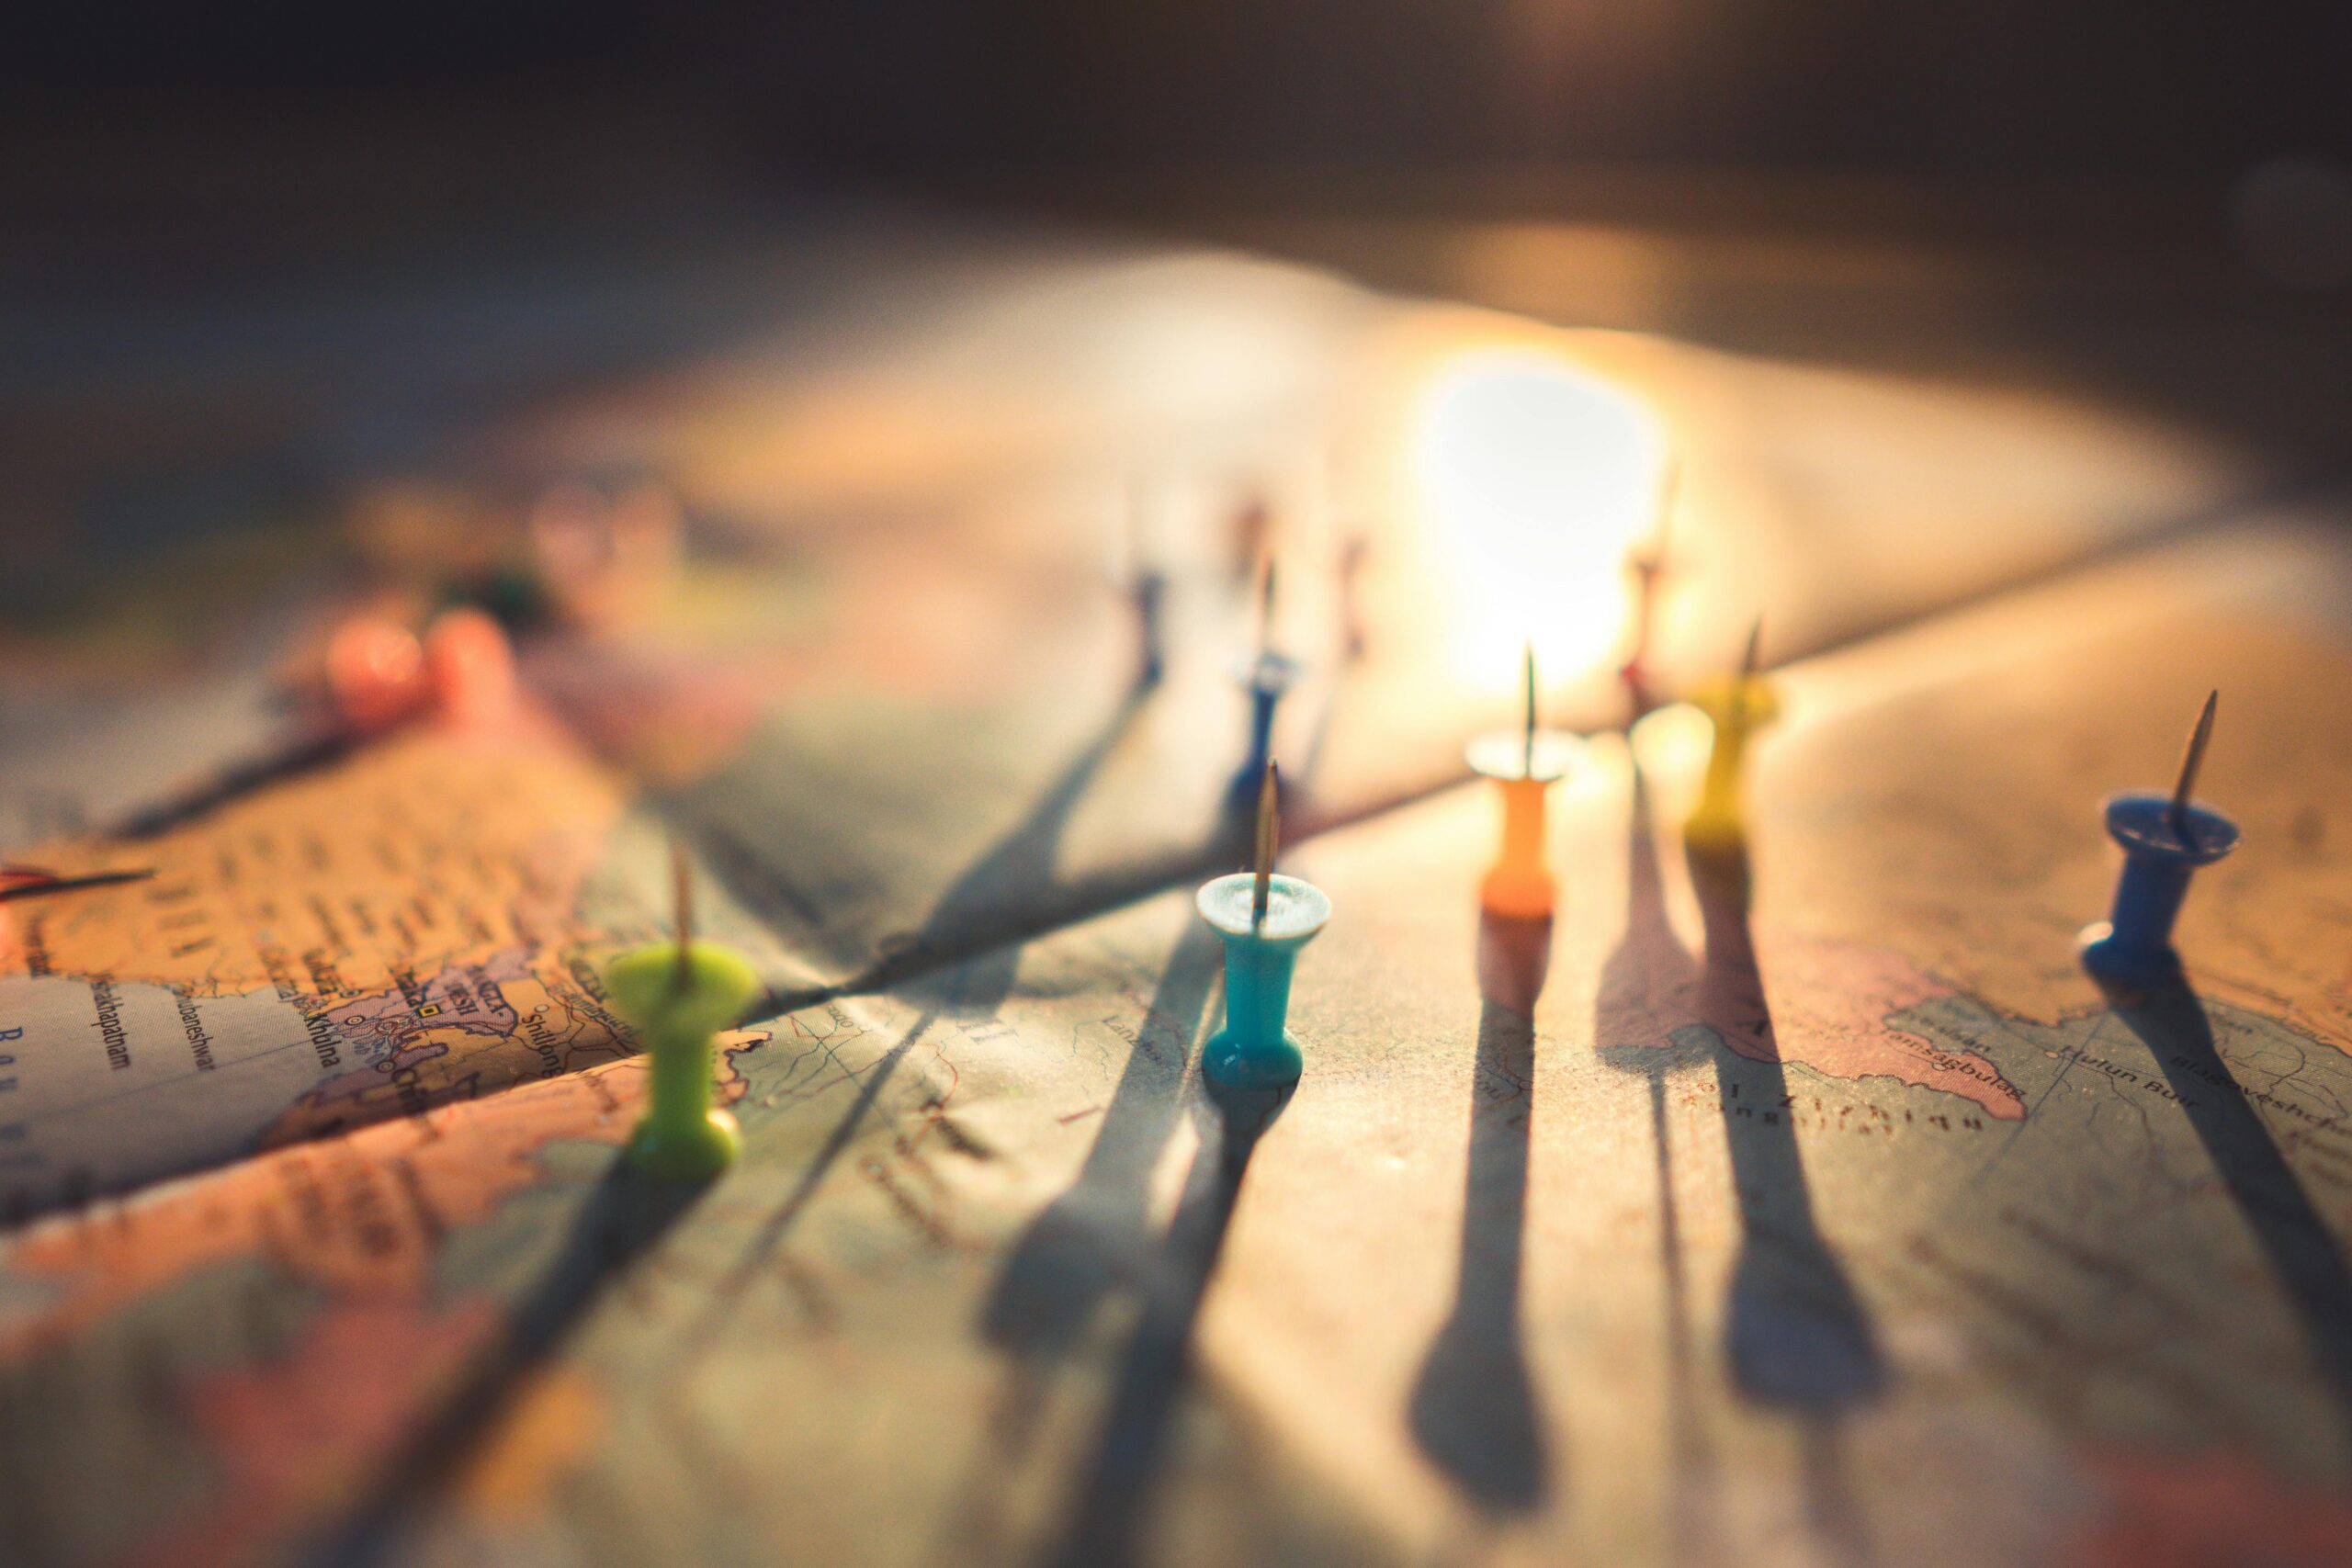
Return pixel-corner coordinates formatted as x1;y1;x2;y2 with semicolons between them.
1687;835;1882;1562
305;1160;704;1567
1596;764;1713;1549
2098;971;2352;1439
1408;909;1553;1513
1687;838;1885;1414
678;691;1159;1351
1040;1075;1293;1568
943;917;1224;1560
980;919;1224;1371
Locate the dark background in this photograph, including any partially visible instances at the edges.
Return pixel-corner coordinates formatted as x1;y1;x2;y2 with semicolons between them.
11;2;2350;178
8;1;2351;580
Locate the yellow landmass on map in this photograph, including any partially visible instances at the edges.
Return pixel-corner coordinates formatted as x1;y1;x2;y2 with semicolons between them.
1;711;622;1003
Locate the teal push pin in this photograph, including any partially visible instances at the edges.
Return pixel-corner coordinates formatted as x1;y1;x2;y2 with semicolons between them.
1199;761;1330;1089
2080;690;2240;991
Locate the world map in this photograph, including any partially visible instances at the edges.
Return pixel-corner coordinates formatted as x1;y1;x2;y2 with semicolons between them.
6;524;2352;1567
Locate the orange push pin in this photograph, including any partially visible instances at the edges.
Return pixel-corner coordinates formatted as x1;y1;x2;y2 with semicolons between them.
1466;644;1582;919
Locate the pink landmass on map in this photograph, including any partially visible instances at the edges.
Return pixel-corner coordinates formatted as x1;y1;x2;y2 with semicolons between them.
2062;1445;2352;1568
1600;922;2027;1121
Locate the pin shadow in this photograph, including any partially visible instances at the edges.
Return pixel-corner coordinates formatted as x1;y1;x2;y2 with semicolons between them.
1408;909;1554;1513
684;691;1153;1355
2096;969;2352;1441
935;923;1225;1564
115;727;359;840
305;1159;706;1566
1685;836;1885;1415
983;921;1225;1368
892;683;1156;1014
1040;1075;1294;1568
1595;763;1714;1551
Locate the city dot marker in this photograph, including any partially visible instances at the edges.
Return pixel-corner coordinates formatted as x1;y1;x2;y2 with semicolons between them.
1198;762;1329;1089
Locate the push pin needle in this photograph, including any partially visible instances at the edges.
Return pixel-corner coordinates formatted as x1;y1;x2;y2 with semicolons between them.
1521;641;1538;778
2170;689;2218;840
1251;761;1281;927
671;836;695;991
1731;615;1763;727
0;866;158;904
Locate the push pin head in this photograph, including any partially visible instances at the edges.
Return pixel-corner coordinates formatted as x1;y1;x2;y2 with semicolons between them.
2081;691;2240;991
325;616;431;734
1198;761;1330;1089
605;840;757;1180
328;607;518;736
422;607;517;727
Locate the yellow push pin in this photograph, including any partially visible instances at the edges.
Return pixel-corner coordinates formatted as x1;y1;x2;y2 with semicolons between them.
1685;618;1778;851
605;840;758;1180
1465;643;1582;919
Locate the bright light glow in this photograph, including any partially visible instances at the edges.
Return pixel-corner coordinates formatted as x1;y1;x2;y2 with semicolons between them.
1410;350;1666;681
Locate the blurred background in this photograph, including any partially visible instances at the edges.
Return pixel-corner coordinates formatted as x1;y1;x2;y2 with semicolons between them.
6;0;2351;667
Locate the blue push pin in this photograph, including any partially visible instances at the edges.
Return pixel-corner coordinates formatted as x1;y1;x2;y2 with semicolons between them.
1199;761;1330;1089
2079;690;2239;990
1228;558;1303;804
1133;568;1169;687
1123;481;1169;687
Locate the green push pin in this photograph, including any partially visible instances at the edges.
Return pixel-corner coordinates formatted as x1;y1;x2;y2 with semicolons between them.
605;842;758;1180
1198;761;1331;1089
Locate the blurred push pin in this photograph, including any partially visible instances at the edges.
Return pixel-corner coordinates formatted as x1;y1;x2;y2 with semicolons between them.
422;606;518;726
1229;558;1303;803
605;840;759;1180
117;607;517;839
1466;644;1581;919
2079;691;2239;991
1336;531;1371;665
1685;618;1777;851
1125;486;1169;687
1228;491;1272;587
1619;461;1679;717
327;607;517;735
324;616;430;733
1197;762;1330;1089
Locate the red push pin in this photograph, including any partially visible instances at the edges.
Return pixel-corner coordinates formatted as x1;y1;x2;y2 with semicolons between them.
324;616;430;733
118;608;518;837
423;606;518;725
